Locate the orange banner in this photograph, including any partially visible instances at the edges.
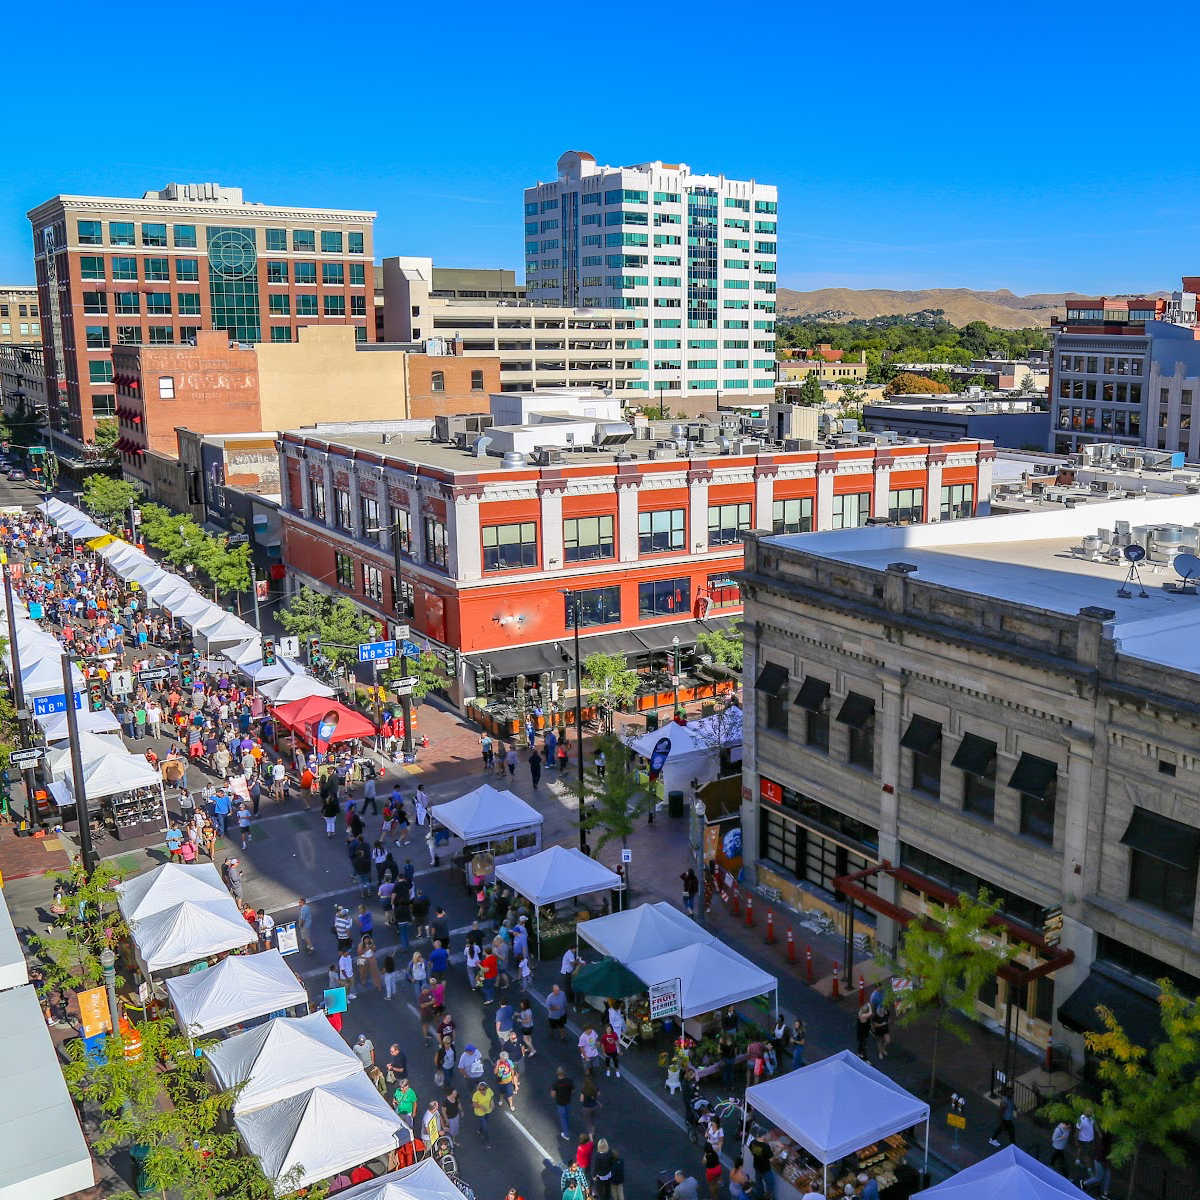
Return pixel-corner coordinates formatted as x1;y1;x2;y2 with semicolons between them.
77;986;112;1038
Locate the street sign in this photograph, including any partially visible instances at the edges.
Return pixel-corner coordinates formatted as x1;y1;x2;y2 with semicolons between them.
390;624;410;641
358;639;397;663
401;639;422;659
32;692;83;717
9;746;45;768
648;977;682;1020
621;848;632;864
278;636;299;659
110;670;133;696
391;676;419;696
136;667;170;683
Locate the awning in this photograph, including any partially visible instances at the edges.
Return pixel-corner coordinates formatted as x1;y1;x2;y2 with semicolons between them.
900;714;941;753
951;733;997;775
1120;808;1200;870
1009;753;1057;797
755;662;789;695
835;692;874;729
794;676;830;711
636;621;702;653
1057;969;1163;1048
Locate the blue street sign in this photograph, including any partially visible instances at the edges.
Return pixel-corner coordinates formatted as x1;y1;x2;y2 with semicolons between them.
32;691;84;717
357;640;397;663
401;639;422;659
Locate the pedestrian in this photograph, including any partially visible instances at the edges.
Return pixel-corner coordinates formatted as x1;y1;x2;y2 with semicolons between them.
414;784;429;828
322;791;339;837
748;1136;774;1200
257;908;276;950
560;946;579;1005
212;788;231;836
870;1003;890;1061
592;1137;614;1200
458;1043;485;1085
1081;1127;1112;1197
1075;1109;1096;1172
790;1017;806;1069
421;1099;443;1147
480;945;500;1004
480;732;493;770
407;951;428;1002
576;1131;595;1173
703;1145;722;1200
494;1050;519;1112
680;868;699;914
337;947;357;1000
719;1034;737;1088
1049;1120;1071;1174
600;1025;621;1077
988;1089;1016;1147
578;1025;601;1075
353;1033;375;1068
360;773;378;815
551;1066;573;1140
528;747;542;788
222;857;243;903
383;954;400;1000
729;1158;750;1200
358;933;383;991
393;1076;419;1123
425;825;438;866
386;1044;407;1086
236;799;252;849
333;904;354;951
435;1035;456;1088
594;748;606;779
547;984;569;1039
504;746;517;777
471;1079;495;1147
856;1002;872;1058
444;1087;461;1138
579;1073;600;1134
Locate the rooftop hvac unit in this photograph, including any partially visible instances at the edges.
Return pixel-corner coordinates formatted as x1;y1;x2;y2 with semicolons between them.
592;421;635;446
532;448;564;466
453;431;472;449
782;438;802;452
501;451;526;467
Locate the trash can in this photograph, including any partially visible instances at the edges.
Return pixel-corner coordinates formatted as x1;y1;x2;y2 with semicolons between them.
645;711;660;733
668;790;685;819
130;1144;152;1196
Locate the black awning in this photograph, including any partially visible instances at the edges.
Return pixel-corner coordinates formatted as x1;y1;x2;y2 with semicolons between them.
578;630;648;658
755;662;790;696
836;692;875;728
951;733;997;775
794;676;831;711
1009;753;1058;797
900;714;942;753
1058;969;1163;1048
471;642;565;679
1121;807;1200;870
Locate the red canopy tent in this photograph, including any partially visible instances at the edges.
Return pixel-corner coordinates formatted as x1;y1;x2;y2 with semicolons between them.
270;696;376;751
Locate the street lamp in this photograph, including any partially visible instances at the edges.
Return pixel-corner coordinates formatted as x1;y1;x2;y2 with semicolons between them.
99;947;121;1032
692;796;707;928
559;589;587;850
671;635;680;715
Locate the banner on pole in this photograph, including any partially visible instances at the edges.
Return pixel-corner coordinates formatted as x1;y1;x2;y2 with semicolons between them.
648;977;682;1020
77;986;112;1038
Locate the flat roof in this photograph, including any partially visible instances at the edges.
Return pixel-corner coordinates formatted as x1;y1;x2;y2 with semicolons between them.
766;493;1200;675
0;893;25;993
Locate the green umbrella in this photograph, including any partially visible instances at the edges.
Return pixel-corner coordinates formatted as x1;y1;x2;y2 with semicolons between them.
573;957;646;999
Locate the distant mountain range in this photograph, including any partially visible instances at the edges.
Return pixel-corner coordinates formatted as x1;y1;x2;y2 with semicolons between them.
776;287;1077;329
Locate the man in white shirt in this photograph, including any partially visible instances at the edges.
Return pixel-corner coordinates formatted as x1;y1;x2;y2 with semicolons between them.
560;947;579;1005
1075;1111;1095;1170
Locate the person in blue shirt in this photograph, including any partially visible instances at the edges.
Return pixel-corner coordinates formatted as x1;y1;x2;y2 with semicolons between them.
429;941;449;976
211;790;232;836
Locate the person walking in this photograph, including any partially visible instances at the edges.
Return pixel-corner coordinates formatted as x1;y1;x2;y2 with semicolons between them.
494;1050;519;1112
443;1087;461;1139
236;799;253;849
579;1073;600;1135
592;1138;614;1200
856;1002;873;1058
988;1089;1017;1147
528;747;542;789
1075;1109;1096;1173
600;1025;621;1078
407;951;428;1003
790;1017;806;1069
1049;1120;1072;1174
360;774;378;815
551;1066;573;1141
358;933;383;991
703;1145;722;1200
870;1002;890;1061
680;868;699;915
322;791;339;837
353;1033;375;1068
393;1077;419;1124
547;984;569;1039
471;1079;495;1148
578;1025;601;1076
458;1043;485;1086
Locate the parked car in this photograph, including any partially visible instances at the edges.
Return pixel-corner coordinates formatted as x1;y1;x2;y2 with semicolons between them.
7;469;27;481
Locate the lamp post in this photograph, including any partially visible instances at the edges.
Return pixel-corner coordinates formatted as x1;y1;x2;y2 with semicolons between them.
4;567;40;832
249;560;261;631
671;634;680;715
560;589;587;850
692;796;707;928
62;652;96;876
99;947;120;1032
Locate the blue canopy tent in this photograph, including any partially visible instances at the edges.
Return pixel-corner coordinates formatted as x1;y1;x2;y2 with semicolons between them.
913;1145;1091;1200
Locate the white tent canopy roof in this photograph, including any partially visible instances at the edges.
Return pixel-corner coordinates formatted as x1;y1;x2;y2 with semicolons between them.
241;656;304;684
37;705;122;741
20;656;84;698
430;784;543;841
331;1159;469;1200
745;1050;929;1165
912;1146;1090;1200
168;593;216;623
117;862;228;923
628;941;776;1019
59;513;109;541
130;898;256;972
167;949;308;1039
578;901;709;961
47;731;135;779
223;638;264;667
145;575;196;607
206;1011;359;1112
74;750;161;799
236;1074;407;1191
195;609;258;645
496;845;620;906
258;673;335;702
628;704;743;758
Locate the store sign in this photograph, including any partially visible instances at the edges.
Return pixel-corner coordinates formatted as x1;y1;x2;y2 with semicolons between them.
760;778;783;805
77;986;112;1038
648;977;682;1020
1042;905;1063;947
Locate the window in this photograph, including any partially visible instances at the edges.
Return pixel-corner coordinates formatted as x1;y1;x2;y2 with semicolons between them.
115;291;140;314
941;483;975;521
900;843;1043;929
349;232;364;255
89;361;113;384
795;677;830;751
148;326;173;345
141;222;167;247
952;734;997;822
265;228;287;251
1122;808;1200;922
85;326;110;349
310;480;326;521
270;326;292;342
295;261;317;283
83;291;107;315
423;517;448;568
142;257;168;281
431;371;445;392
78;220;103;244
322;262;344;285
832;492;871;529
888;487;924;524
177;293;201;315
360;495;380;542
902;714;942;797
267;261;288;284
470;369;485;391
321;231;343;254
836;693;875;771
158;376;175;399
324;296;345;316
176;257;199;281
269;294;291;315
293;229;316;252
706;573;740;608
363;563;384;602
296;294;318;316
349;262;366;286
772;498;813;534
638;577;690;618
392;575;415;618
566;586;621;628
639;508;685;553
92;394;116;418
564;515;614;562
335;552;355;588
116;326;141;345
708;502;752;546
390;505;412;555
80;255;104;280
112;256;138;280
110;221;135;245
1011;754;1057;843
351;296;367;316
333;487;353;530
760;794;878;898
765;681;789;734
146;293;171;315
483;522;538;570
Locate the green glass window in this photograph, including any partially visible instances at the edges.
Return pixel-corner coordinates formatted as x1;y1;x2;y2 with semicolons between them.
89;360;113;383
482;522;538;571
351;296;367;316
269;294;290;315
109;221;135;245
296;294;318;316
354;326;367;343
293;229;315;251
294;261;316;284
177;293;201;315
349;263;365;286
270;326;293;342
111;256;137;280
148;326;173;344
77;220;103;245
324;295;345;316
85;326;110;348
267;261;288;284
80;256;104;280
114;291;139;314
141;222;167;247
173;224;196;248
175;257;199;281
265;228;287;251
206;225;260;342
144;257;169;281
146;293;171;315
638;577;690;618
638;508;685;553
322;262;344;285
348;231;364;254
116;325;141;344
320;231;343;253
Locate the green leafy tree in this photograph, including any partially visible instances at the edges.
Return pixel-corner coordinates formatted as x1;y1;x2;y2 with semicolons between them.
582;652;639;732
1043;985;1200;1200
193;535;252;610
91;418;119;463
580;731;649;894
889;890;1016;1099
381;648;452;706
1019;371;1037;395
278;586;380;672
696;623;743;673
81;476;139;524
795;374;826;406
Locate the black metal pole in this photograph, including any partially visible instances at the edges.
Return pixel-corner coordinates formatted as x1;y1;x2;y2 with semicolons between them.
4;567;40;832
572;598;585;850
61;653;96;876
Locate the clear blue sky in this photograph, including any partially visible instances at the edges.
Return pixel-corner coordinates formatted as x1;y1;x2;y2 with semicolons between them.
4;0;1196;298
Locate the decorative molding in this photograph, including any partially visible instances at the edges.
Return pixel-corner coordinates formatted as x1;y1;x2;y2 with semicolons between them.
687;468;713;485
537;479;569;496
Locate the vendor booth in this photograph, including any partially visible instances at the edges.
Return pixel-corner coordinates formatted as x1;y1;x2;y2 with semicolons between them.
37;705;122;742
166;949;309;1039
496;846;622;946
629;704;743;804
627;941;777;1022
235;1074;408;1192
430;785;543;875
19;655;84;699
258;672;335;703
912;1145;1089;1200
50;750;167;840
206;1013;359;1113
117;862;227;923
46;731;134;781
272;696;375;752
331;1158;470;1200
194;608;259;650
743;1050;930;1199
577;900;705;961
128;897;257;978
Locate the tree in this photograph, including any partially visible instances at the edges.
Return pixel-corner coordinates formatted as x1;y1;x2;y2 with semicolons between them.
580;731;651;895
81;475;139;524
278;586;380;672
382;649;452;706
91;418;119;464
795;374;825;406
195;536;251;610
889;890;1016;1100
889;372;951;395
1043;984;1200;1199
582;652;639;732
696;623;743;673
1019;371;1037;395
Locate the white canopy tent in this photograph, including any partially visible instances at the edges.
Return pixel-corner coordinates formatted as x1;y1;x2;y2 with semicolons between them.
257;672;335;703
36;705;122;741
58;513;109;542
125;558;169;589
431;784;542;840
19;655;84;699
166;593;216;624
117;862;228;923
235;1074;408;1192
46;731;136;781
241;656;306;685
129;898;256;975
744;1050;930;1193
627;941;777;1019
578;900;708;961
98;541;149;576
78;750;163;798
628;704;743;801
223;637;265;668
331;1159;469;1200
167;950;309;1040
37;498;74;523
206;1012;359;1112
145;575;196;608
194;609;258;647
912;1145;1090;1200
497;845;621;914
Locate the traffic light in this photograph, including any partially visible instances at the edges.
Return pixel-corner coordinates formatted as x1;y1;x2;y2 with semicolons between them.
308;635;321;663
87;680;105;713
261;638;277;667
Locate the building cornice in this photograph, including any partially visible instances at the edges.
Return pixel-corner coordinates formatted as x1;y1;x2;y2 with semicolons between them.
27;196;376;224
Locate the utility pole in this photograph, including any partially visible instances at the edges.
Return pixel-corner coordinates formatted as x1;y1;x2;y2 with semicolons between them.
61;653;96;876
249;560;261;631
127;498;139;546
4;567;40;832
560;590;587;850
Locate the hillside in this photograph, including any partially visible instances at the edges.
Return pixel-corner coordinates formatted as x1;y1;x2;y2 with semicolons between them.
776;287;1071;329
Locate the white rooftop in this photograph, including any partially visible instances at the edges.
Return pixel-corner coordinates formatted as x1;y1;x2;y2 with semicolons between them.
768;493;1200;676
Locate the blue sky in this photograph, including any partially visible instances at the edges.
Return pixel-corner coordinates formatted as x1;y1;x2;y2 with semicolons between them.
4;0;1196;297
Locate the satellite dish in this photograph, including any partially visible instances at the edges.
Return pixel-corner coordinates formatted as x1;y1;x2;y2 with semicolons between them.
1174;552;1200;581
1124;544;1147;563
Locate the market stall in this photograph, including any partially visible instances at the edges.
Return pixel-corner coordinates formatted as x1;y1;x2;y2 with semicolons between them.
743;1050;929;1200
627;940;777;1023
271;696;375;754
128;898;257;979
65;750;166;840
165;950;309;1040
117;862;228;923
496;845;622;947
429;784;543;876
46;731;134;782
206;1012;360;1113
36;705;122;742
19;654;84;699
258;672;335;703
628;704;743;803
913;1145;1089;1200
235;1074;408;1192
330;1158;470;1200
193;608;259;650
577;900;707;961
